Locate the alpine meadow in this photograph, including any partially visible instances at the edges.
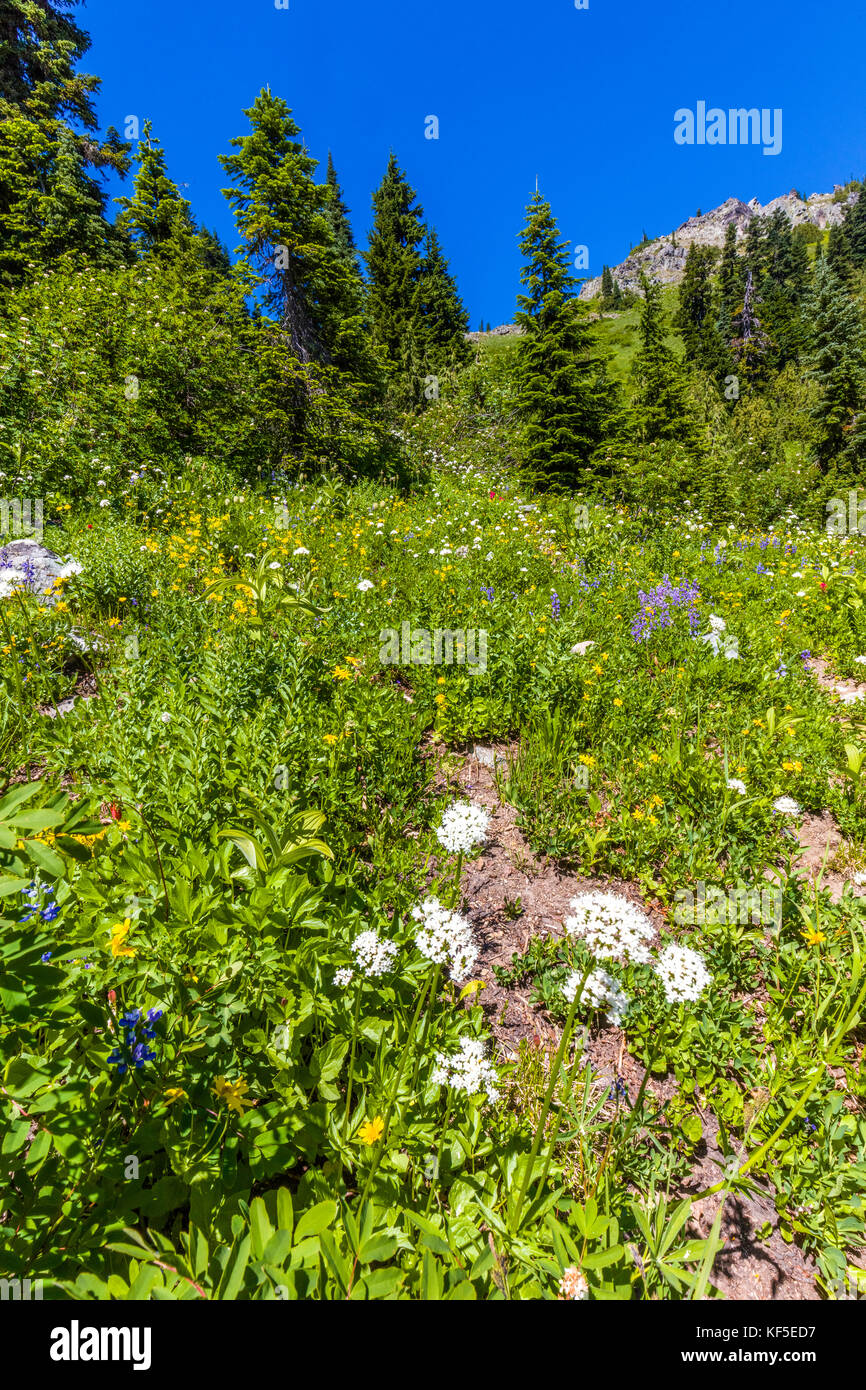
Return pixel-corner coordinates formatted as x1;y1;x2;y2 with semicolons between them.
2;0;866;1323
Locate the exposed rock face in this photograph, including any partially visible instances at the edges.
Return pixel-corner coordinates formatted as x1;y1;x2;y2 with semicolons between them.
578;186;858;300
0;538;67;602
466;323;524;341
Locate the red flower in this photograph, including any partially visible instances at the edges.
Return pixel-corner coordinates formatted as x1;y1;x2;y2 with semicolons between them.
109;802;122;821
819;582;827;591
489;490;496;500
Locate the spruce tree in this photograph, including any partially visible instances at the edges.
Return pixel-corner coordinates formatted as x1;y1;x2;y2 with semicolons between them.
805;257;866;474
364;153;426;401
417;225;472;380
675;243;725;375
0;0;129;285
220;88;382;457
630;274;697;446
325;151;361;276
514;190;602;490
600;264;614;308
716;221;742;344
221;89;378;389
842;180;866;270
116;122;197;259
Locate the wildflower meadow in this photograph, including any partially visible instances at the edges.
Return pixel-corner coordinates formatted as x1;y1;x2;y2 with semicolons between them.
0;0;865;1330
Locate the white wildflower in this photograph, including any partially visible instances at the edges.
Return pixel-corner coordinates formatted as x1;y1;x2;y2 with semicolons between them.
726;777;747;795
356;578;375;592
773;795;802;816
293;547;310;556
570;640;596;656
351;930;398;978
559;1266;589;1300
654;944;711;1005
431;1037;500;1104
412;896;478;982
564;966;629;1025
436;800;489;855
159;711;172;724
564;891;654;965
334;967;355;988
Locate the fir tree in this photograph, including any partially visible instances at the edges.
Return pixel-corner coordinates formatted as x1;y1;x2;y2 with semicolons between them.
221;89;377;387
364;153;426;400
220;88;382;452
417;225;472;380
805;257;866;474
0;0;129;285
325;151;360;276
630;274;697;447
514;191;602;490
716;220;742;339
675;243;725;375
116;122;197;259
600;264;614;308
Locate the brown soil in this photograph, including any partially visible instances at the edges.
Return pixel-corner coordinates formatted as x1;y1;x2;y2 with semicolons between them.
423;738;830;1301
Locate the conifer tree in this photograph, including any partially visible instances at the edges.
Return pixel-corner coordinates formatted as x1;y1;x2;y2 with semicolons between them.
364;153;426;400
514;191;602;489
675;243;725;375
0;0;129;285
841;180;866;270
116;122;197;259
600;264;614;308
325;151;361;276
716;221;742;347
630;274;697;446
221;89;378;391
417;225;472;379
805;257;866;474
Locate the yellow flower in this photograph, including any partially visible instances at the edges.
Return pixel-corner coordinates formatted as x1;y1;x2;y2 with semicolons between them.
357;1115;385;1146
322;733;338;746
332;666;352;681
801;927;826;947
435;693;446;706
613;698;623;707
213;1076;254;1115
108;918;136;959
163;1087;186;1106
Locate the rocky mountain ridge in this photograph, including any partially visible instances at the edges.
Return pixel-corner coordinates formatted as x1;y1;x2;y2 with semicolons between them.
577;186;858;300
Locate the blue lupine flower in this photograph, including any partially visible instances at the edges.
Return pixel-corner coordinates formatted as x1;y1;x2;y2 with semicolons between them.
41;951;52;963
40;902;60;922
551;591;560;621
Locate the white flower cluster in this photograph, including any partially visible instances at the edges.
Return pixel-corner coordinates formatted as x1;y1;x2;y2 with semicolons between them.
435;800;490;855
431;1037;500;1104
726;777;747;795
412;896;478;982
564;892;654;965
564;966;629;1025
351;930;399;978
334;967;355;988
356;578;374;592
654;944;711;1005
773;795;802;816
699;615;739;660
0;567;28;600
57;560;82;580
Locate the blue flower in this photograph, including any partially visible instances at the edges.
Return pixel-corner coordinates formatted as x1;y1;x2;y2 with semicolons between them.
40;902;60;922
40;951;52;963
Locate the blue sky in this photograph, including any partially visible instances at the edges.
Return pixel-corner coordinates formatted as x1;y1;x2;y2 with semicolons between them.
82;0;865;325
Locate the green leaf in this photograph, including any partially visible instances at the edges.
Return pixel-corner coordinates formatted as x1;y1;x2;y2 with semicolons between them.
294;1199;337;1244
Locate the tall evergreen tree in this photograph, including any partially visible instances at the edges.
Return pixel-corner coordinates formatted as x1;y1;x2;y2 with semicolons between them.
716;221;742;347
364;153;426;400
630;274;697;446
805;257;866;474
675;243;726;376
514;190;602;489
325;151;360;276
0;0;129;285
600;264;614;308
221;89;378;389
417;226;472;379
116;122;197;259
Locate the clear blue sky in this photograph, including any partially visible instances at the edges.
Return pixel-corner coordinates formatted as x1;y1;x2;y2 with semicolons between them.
82;0;865;325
